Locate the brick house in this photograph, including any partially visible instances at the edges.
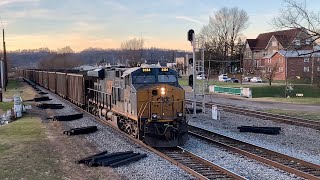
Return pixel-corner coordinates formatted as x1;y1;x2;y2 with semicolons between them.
266;50;320;81
243;28;314;75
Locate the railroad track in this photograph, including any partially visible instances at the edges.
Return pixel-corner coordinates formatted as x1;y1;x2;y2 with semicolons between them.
186;99;320;130
188;125;320;180
29;82;244;180
158;147;245;180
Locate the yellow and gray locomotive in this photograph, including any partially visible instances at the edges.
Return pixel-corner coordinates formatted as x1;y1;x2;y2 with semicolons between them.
87;65;188;147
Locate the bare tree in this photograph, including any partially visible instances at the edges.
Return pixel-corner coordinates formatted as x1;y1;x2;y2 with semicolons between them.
38;53;82;69
261;62;279;86
273;0;320;49
199;7;249;73
57;46;74;54
273;0;320;84
120;38;145;66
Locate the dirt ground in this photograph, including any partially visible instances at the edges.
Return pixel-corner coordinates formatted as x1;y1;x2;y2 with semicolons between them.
1;79;123;180
30;83;123;180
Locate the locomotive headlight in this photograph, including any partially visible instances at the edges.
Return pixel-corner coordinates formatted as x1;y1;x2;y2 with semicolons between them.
151;113;158;120
160;87;166;95
177;112;183;117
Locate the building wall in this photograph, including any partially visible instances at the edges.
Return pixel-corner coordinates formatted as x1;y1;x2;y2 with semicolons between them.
267;54;320;81
268;53;286;80
265;36;283;56
287;57;320;80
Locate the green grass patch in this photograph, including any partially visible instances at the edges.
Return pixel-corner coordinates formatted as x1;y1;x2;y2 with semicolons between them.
0;116;63;179
0;101;13;111
266;109;320;121
257;97;320;105
6;79;21;90
0;116;44;142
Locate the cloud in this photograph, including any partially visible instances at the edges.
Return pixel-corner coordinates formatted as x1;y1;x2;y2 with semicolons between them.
0;0;39;6
175;16;204;25
104;1;128;11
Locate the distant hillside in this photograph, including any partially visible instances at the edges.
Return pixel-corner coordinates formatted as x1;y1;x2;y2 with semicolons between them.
7;48;190;68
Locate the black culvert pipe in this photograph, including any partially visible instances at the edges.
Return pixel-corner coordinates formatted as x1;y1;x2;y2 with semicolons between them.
109;154;147;168
100;153;140;166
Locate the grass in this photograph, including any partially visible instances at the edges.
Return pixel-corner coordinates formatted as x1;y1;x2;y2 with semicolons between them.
0;101;14;111
3;79;37;101
6;79;20;90
0;116;63;180
266;109;320;121
256;97;320;105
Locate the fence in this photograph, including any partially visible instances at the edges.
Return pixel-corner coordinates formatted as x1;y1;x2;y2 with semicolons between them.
209;85;252;98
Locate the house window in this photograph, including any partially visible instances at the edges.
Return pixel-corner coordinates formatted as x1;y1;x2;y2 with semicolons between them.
317;58;320;62
279;67;283;72
268;58;271;63
304;66;310;72
278;58;283;63
305;39;312;45
304;58;309;62
268;67;272;72
294;39;300;46
317;66;320;72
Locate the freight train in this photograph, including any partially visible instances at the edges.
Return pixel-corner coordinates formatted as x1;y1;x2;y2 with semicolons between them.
19;65;188;147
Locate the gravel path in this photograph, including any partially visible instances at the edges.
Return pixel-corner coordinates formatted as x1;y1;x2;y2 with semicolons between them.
183;136;302;180
187;109;320;166
36;88;194;180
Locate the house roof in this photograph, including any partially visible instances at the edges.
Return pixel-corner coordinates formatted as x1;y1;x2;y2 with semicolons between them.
277;50;320;58
247;28;302;51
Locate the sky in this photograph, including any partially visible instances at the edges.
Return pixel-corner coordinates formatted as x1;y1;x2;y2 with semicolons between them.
1;0;320;52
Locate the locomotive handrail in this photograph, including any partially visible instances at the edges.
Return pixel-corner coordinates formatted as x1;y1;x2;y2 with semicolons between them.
87;88;111;95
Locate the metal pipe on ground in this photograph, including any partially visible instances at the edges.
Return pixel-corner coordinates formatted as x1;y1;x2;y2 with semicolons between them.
89;151;134;167
237;126;281;135
65;126;98;136
100;153;140;166
34;96;51;102
37;103;64;109
53;113;83;121
109;154;147;168
77;150;109;164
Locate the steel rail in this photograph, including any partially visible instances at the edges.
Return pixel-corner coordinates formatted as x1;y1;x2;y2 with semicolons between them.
188;125;320;180
158;147;245;180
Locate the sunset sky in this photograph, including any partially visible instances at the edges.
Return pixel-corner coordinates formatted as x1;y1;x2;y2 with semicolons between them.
1;0;320;52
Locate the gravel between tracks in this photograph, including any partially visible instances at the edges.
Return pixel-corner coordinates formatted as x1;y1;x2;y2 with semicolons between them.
37;89;194;180
187;108;320;166
184;136;303;180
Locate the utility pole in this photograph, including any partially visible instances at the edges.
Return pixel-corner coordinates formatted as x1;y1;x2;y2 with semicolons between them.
2;29;7;89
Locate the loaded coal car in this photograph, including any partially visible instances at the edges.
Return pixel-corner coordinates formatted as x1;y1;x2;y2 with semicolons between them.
87;65;188;147
48;71;57;93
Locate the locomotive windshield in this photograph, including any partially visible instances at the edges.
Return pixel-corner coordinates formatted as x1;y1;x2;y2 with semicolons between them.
130;67;179;85
133;75;156;84
158;74;177;83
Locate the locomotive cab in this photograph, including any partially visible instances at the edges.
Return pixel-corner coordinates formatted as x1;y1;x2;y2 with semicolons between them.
131;66;188;147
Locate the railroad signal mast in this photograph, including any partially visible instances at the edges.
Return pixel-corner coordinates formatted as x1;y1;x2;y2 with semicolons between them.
188;29;205;117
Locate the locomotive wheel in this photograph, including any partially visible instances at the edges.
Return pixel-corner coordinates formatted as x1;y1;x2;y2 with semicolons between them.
131;122;138;138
